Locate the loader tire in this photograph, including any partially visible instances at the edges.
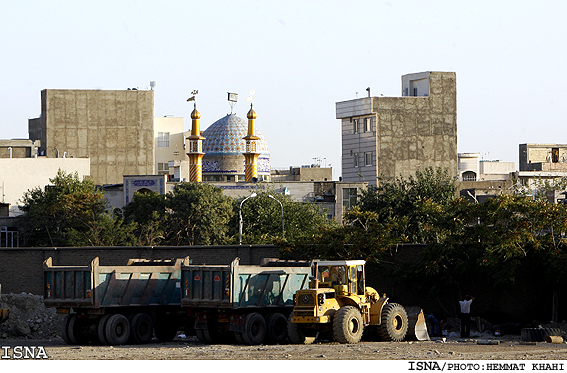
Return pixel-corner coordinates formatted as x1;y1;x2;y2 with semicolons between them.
333;306;364;344
521;327;562;342
129;313;154;344
265;313;289;344
104;314;130;345
241;312;267;345
377;303;408;342
287;314;317;345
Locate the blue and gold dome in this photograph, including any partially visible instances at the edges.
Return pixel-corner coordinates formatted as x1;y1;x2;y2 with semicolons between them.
202;114;269;155
201;114;271;181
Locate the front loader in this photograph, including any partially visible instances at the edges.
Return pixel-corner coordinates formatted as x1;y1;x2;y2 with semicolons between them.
288;260;409;344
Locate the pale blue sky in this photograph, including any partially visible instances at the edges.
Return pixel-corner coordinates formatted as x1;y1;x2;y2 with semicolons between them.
1;0;566;179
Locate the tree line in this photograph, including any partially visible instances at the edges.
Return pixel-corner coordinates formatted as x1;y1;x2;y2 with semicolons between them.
16;168;567;292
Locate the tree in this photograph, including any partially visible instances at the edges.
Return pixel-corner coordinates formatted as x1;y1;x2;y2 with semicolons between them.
123;191;167;246
18;170;135;246
237;190;334;245
165;182;234;245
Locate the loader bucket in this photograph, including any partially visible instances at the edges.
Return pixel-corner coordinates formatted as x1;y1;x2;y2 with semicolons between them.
405;306;430;341
0;308;8;325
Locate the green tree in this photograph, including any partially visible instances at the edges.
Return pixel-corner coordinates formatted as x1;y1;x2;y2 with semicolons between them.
165;182;234;245
18;170;135;246
123;191;167;246
237;190;334;245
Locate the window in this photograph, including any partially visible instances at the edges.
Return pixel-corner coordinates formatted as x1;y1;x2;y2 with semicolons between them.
353;119;359;134
462;171;476;181
364;117;372;132
157;132;170;147
365;152;373;166
342;188;358;212
157;162;169;175
353;153;359;168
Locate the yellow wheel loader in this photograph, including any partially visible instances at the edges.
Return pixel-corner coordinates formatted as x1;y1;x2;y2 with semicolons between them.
288;260;409;344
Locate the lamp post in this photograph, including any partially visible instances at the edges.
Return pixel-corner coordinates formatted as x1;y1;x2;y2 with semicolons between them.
268;194;285;239
239;193;257;245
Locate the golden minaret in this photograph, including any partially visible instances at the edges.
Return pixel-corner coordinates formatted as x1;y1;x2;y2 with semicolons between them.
243;103;260;182
186;103;205;182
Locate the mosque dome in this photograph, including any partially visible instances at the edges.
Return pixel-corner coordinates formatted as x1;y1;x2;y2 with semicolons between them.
201;113;271;182
202;114;269;155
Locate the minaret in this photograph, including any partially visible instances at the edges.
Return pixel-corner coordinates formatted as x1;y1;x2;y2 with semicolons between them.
186;103;206;182
243;103;260;182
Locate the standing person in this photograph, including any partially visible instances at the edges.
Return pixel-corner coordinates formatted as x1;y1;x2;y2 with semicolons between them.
459;295;474;338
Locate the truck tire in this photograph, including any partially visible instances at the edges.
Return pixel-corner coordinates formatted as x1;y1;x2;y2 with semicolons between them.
97;314;113;345
61;314;75;345
287;314;317;345
377;303;408;342
104;314;130;345
266;313;288;344
241;312;267;345
129;313;154;344
333;306;364;344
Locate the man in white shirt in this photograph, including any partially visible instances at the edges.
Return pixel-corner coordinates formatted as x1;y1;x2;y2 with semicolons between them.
459;295;474;338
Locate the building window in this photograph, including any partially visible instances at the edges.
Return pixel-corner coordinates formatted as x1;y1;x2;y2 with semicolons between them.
364;117;372;132
462;171;476;181
365;152;373;166
342;188;358;212
157;162;169;175
158;132;170;147
354;153;359;168
353;119;359;134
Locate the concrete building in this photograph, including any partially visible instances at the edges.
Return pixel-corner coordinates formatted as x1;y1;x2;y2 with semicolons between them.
0;157;90;216
271;165;333;182
0;139;41;159
154;116;186;177
458;153;515;181
28;89;155;185
336;71;457;186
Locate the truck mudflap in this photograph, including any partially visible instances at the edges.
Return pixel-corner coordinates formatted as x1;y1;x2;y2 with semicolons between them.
405;306;430;341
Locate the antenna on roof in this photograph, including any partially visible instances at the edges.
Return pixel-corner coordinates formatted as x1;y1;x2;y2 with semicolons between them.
227;92;238;114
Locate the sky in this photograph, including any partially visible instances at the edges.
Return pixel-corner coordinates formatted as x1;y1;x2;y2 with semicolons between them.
1;0;566;180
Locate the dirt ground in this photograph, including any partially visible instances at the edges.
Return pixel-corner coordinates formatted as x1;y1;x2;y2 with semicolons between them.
2;334;567;361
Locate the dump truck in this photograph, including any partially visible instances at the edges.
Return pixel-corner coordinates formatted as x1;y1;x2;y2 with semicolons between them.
0;284;8;324
180;258;311;345
288;259;411;344
43;256;190;345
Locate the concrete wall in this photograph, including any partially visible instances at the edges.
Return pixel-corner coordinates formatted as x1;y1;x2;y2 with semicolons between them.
0;245;280;295
28;89;155;186
520;143;567;171
0;158;90;216
337;72;458;185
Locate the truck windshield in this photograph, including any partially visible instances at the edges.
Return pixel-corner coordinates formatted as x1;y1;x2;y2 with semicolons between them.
317;265;347;286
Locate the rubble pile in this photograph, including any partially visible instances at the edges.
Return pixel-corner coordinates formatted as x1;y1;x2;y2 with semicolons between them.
0;293;64;339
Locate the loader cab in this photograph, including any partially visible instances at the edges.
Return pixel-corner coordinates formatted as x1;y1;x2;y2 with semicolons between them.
314;260;366;296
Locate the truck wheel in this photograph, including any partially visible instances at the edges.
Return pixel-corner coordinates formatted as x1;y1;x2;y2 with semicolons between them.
61;314;75;344
287;315;317;345
241;312;266;345
129;313;154;344
234;332;245;344
266;313;288;344
104;314;130;345
377;303;408;342
97;314;113;345
333;306;364;344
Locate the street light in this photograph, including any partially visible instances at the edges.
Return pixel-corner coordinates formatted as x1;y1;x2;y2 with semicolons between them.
268;195;285;239
239;192;257;245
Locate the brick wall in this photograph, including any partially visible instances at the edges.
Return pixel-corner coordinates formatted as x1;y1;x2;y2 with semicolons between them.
0;245;280;295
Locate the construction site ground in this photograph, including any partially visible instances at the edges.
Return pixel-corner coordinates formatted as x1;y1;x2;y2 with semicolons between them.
2;334;567;360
